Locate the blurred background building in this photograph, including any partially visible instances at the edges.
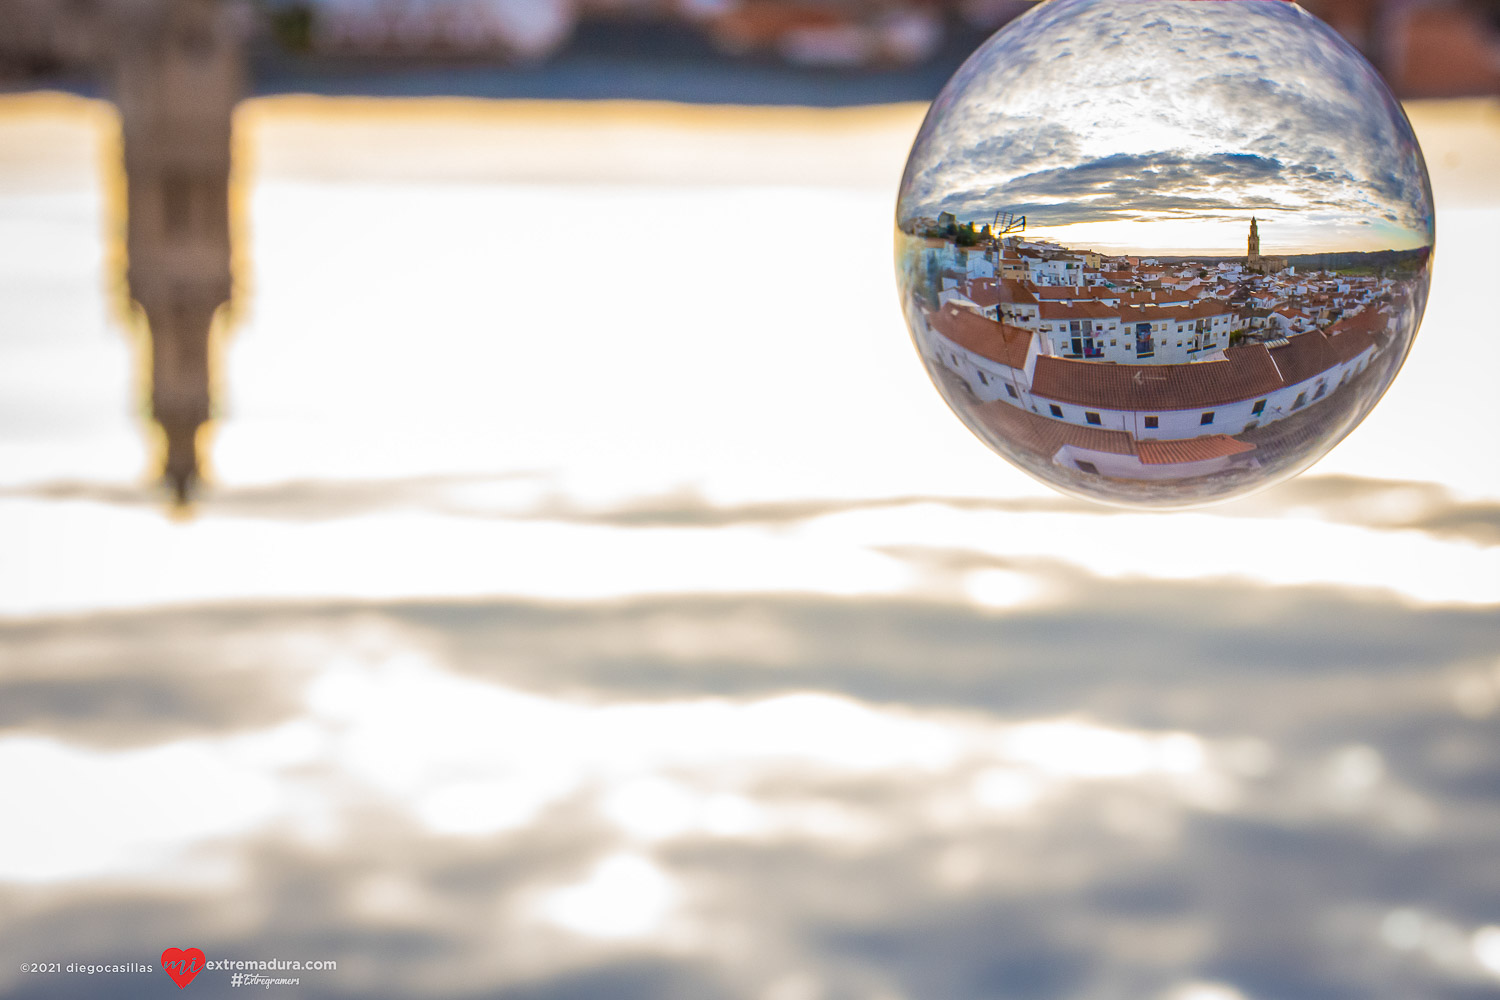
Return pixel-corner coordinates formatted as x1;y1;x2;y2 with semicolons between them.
6;0;1498;90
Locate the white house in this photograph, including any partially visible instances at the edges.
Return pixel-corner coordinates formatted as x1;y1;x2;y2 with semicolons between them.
973;395;1259;481
1037;301;1122;360
1024;311;1383;441
917;301;1043;404
1021;252;1085;287
967;252;997;281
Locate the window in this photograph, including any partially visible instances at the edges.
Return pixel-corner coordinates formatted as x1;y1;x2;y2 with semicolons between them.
1313;380;1326;400
1200;411;1215;425
1144;416;1158;429
1075;460;1099;474
977;370;989;386
1005;384;1018;399
1292;392;1306;410
1251;399;1266;416
1049;404;1063;418
1085;411;1101;425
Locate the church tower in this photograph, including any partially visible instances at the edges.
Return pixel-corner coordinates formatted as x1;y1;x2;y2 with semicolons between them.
111;0;243;502
1247;216;1261;270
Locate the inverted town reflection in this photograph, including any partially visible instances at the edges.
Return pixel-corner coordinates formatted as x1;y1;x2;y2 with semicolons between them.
897;0;1435;507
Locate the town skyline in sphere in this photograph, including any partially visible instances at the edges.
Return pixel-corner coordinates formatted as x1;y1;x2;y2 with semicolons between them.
897;0;1434;507
898;0;1434;257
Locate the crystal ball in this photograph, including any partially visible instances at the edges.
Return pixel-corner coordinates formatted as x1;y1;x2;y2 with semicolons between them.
896;0;1434;508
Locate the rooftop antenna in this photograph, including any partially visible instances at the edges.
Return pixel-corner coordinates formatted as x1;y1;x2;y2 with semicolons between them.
993;211;1026;238
991;211;1026;255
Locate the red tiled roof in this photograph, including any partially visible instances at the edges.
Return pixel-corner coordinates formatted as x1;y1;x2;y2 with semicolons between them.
1031;285;1086;300
1031;347;1285;411
1039;301;1119;321
967;279;1002;309
1119;304;1186;322
976;403;1257;467
1032;310;1376;411
1327;307;1389;339
1179;299;1235;319
1137;435;1255;465
998;279;1038;305
927;303;1034;371
1266;321;1376;385
1119;290;1183;308
975;399;1136;456
1033;285;1116;301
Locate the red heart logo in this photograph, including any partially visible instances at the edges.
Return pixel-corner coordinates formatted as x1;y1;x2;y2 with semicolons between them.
160;948;206;989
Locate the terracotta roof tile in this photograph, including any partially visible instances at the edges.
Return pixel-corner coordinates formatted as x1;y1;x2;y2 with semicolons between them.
977;404;1258;468
1033;286;1082;300
1119;304;1186;322
1031;347;1286;411
1137;435;1256;465
999;279;1038;304
1039;301;1119;320
967;279;1002;309
975;399;1137;456
1266;321;1376;385
1033;285;1117;301
1179;299;1235;319
927;304;1034;371
1031;304;1378;413
1327;307;1388;339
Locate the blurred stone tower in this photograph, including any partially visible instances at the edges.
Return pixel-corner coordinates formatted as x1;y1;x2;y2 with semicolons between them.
106;0;245;501
1247;216;1261;271
1;0;245;501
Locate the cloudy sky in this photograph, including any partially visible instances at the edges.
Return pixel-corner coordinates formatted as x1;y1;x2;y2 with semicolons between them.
899;0;1435;255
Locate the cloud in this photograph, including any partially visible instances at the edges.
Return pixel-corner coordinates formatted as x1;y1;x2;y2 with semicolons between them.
1;556;1498;998
4;570;1497;741
898;0;1434;241
6;469;1496;548
924;149;1366;228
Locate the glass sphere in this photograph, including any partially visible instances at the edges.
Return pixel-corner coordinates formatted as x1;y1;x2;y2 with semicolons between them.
896;0;1433;508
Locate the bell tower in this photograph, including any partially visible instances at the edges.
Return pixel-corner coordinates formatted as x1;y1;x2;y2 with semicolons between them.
1247;216;1261;270
111;0;243;502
